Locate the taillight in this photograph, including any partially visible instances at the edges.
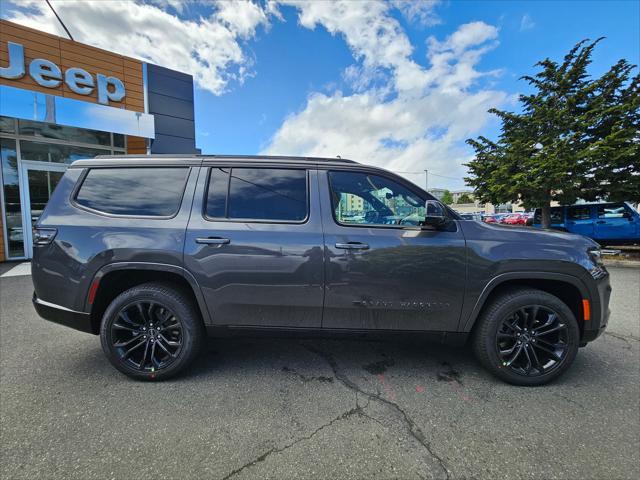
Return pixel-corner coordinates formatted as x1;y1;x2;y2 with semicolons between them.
33;228;57;245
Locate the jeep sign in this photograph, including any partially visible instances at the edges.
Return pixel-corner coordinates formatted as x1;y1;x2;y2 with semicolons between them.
0;42;126;105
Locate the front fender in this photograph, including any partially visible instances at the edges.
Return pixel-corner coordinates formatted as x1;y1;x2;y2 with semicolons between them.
460;270;590;332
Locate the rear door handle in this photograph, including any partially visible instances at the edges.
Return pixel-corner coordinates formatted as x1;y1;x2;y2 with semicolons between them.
196;237;230;245
335;242;369;250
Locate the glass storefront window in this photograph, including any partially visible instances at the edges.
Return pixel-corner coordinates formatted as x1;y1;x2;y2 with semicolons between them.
18;119;112;146
114;133;125;148
27;169;64;228
0;117;16;133
1;138;24;258
0;116;16;134
20;140;109;164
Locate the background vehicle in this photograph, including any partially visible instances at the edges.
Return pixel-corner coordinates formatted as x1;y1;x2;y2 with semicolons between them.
482;213;509;224
533;202;640;245
503;213;528;226
459;213;482;221
32;155;610;386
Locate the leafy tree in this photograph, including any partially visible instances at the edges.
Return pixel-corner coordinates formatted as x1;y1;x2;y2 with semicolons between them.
465;39;639;228
456;193;474;204
441;190;454;204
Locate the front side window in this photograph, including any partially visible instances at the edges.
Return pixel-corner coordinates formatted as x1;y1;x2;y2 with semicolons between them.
568;206;592;220
328;171;426;227
205;167;308;222
597;203;627;219
75;167;189;216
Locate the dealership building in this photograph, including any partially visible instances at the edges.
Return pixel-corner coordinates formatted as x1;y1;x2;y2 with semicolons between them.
0;20;198;261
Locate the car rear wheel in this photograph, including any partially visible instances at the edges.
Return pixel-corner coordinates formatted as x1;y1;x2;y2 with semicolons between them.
100;282;204;381
472;288;580;386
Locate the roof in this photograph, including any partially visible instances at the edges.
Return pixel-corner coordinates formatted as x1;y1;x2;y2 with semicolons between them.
71;154;359;169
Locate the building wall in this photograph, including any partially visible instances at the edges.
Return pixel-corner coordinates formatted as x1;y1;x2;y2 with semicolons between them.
127;136;148;154
147;64;198;154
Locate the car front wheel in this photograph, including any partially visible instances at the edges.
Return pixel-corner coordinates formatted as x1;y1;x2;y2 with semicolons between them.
100;282;204;381
472;288;580;386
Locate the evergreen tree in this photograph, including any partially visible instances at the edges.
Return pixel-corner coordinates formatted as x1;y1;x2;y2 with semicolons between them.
465;39;639;228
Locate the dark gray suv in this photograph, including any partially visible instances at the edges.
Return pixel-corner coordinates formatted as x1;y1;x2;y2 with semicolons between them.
31;155;611;385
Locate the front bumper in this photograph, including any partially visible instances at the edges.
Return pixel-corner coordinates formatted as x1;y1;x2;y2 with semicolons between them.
581;272;612;343
33;293;95;334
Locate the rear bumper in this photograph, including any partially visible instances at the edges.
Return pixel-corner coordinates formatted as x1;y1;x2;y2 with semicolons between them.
32;293;95;334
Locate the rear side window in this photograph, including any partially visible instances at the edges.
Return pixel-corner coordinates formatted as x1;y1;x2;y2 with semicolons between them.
205;167;308;222
75;167;189;216
568;206;592;220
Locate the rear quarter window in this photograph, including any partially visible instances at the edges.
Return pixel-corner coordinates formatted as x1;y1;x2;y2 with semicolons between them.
75;167;189;217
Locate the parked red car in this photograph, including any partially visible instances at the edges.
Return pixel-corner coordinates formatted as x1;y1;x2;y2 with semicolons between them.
503;213;528;225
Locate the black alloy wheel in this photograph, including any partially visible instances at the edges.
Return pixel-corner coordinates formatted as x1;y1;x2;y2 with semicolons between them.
496;305;569;377
472;288;580;386
110;301;183;372
100;282;204;380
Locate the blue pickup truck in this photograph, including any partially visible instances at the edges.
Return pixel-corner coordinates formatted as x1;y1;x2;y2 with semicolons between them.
533;202;640;246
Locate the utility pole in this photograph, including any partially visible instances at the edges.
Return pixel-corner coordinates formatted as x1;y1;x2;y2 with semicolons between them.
424;169;429;192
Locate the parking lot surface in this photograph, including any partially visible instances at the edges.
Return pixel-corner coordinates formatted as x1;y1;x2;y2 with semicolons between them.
1;266;638;480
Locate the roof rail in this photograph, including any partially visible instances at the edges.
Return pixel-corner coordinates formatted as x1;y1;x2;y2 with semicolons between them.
93;154;358;163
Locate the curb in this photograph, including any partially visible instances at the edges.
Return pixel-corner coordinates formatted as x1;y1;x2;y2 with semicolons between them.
603;259;640;269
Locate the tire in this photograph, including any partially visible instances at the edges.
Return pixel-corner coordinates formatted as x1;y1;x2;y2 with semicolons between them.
100;282;204;381
472;288;580;386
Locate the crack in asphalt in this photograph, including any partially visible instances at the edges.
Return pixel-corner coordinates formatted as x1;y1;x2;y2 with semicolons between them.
554;392;587;409
221;395;370;480
303;343;451;480
281;365;334;383
605;331;640;345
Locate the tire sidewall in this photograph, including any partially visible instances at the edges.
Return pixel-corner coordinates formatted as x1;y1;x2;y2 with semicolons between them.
479;292;580;386
100;284;202;381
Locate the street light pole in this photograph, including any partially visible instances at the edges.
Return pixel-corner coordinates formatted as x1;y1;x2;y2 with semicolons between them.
424;169;428;191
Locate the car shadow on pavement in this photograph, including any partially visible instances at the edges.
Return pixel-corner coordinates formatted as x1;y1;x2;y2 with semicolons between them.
66;331;608;390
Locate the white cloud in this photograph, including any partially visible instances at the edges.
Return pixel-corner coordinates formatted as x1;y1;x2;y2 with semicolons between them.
1;0;272;95
392;0;442;27
2;0;511;188
264;4;508;189
281;0;427;93
520;14;535;31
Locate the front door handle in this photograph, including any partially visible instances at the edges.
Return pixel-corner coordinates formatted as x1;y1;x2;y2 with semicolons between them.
335;242;369;250
196;237;230;245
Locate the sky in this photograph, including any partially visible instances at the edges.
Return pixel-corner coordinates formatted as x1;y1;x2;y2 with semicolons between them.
1;0;638;190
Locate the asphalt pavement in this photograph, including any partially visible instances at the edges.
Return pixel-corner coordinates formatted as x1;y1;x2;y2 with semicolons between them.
1;266;638;480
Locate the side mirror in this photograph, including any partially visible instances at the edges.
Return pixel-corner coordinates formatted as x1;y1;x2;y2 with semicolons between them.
423;200;447;227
